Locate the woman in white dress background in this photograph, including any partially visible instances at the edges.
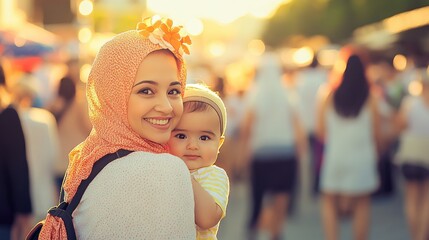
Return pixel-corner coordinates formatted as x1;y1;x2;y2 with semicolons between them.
316;53;381;240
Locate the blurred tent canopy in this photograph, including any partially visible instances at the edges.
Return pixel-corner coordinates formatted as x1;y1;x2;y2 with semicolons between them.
0;21;58;72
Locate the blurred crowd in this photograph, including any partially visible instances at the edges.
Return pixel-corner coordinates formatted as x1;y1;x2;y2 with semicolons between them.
1;42;429;240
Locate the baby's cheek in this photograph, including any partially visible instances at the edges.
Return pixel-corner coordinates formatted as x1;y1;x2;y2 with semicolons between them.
167;141;180;156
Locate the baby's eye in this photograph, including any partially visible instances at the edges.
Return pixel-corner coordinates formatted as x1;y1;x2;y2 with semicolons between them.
138;88;154;95
169;88;181;95
174;133;186;139
200;135;211;141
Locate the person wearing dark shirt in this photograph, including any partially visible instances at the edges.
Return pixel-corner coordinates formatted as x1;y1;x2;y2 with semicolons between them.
0;64;32;240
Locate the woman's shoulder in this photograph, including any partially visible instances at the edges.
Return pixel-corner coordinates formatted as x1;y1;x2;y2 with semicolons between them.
90;152;191;189
128;151;183;160
121;151;189;173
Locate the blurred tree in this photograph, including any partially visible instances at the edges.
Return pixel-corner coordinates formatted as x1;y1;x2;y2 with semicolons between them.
263;0;429;47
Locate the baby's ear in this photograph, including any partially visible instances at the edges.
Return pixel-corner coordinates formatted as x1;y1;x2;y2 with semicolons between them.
218;136;225;149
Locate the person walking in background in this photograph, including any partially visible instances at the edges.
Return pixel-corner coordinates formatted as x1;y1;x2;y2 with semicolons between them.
47;59;92;192
394;69;429;240
49;74;76;123
367;58;403;197
38;17;196;239
12;74;59;223
295;55;328;195
220;87;247;182
169;84;230;240
316;54;381;240
242;51;306;240
0;64;33;240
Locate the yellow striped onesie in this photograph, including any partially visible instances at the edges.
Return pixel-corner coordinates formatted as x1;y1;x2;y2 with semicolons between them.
191;165;230;240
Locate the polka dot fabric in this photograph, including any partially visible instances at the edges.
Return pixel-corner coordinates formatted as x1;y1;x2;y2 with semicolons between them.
39;30;188;240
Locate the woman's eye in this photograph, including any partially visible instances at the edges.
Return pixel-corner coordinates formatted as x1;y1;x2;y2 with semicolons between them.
169;88;181;95
138;88;153;95
200;136;210;141
175;133;186;139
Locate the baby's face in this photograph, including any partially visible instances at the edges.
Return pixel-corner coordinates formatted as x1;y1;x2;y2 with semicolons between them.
168;107;224;172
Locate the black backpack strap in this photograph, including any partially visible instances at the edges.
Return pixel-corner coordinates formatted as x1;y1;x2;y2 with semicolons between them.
48;202;76;239
67;149;133;212
47;149;133;240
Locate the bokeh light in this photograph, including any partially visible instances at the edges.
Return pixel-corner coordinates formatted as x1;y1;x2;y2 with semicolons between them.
393;54;407;71
14;38;26;47
408;80;423;96
78;27;92;43
79;0;94;16
184;18;204;36
208;41;226;57
317;49;339;67
80;64;92;83
293;47;314;67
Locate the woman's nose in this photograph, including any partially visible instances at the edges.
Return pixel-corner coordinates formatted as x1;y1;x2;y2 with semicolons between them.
154;95;173;113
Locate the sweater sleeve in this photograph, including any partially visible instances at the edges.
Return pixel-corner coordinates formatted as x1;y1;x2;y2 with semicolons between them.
5;107;32;215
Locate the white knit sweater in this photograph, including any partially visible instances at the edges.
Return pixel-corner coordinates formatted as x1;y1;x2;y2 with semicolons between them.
73;151;196;239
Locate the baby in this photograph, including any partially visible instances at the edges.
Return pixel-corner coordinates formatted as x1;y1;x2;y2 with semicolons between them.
168;83;230;240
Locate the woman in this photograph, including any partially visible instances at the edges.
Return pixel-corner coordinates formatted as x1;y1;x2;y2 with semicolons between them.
395;70;429;240
316;54;381;240
39;17;196;239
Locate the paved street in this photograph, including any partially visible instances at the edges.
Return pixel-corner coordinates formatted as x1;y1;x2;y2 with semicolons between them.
218;159;410;240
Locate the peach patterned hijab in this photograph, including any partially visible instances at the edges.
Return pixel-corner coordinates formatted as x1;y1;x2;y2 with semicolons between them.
39;17;191;239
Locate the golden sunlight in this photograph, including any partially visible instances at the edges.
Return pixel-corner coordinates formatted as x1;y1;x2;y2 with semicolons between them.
248;39;266;56
208;41;226;57
147;0;290;24
184;18;204;36
80;64;92;83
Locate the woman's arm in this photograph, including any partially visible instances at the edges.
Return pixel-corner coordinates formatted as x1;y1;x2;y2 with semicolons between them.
315;85;331;142
239;109;254;169
369;94;382;156
191;177;223;229
292;112;307;161
393;97;409;137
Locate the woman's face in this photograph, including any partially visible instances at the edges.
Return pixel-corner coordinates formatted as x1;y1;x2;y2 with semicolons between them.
128;51;183;144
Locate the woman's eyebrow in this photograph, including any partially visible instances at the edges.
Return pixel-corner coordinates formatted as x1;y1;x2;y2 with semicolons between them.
133;80;157;87
170;81;182;87
133;80;181;87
